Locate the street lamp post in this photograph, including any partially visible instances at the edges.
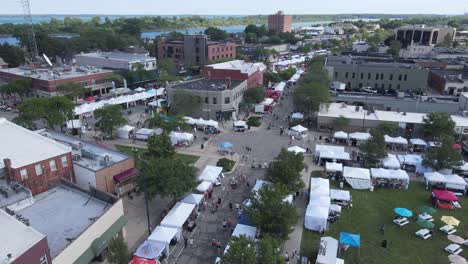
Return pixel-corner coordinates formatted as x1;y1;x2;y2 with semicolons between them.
133;148;151;235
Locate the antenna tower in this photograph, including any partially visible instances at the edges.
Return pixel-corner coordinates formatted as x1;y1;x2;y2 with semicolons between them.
21;0;39;64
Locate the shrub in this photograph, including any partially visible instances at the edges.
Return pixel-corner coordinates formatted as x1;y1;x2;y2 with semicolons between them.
217;158;235;172
288;120;301;128
247;116;261;127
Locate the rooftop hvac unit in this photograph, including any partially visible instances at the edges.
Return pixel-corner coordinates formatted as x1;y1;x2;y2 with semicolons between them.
73;154;81;161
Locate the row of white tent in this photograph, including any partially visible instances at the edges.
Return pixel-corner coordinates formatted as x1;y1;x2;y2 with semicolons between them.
196;165;223;193
342;166;410;190
334;131;432;146
315;145;351;162
74;88;164;115
170;131;194;145
184;117;219;129
424;172;467;191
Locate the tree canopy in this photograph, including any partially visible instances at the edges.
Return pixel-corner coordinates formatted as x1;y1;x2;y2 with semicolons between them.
359;129;387;168
246;185;297;241
107;234;131;264
15;96;74;130
94;105;127;137
204;27;229;41
376;122;399;137
388;40;401;57
57;82;86;103
146;114;190;132
146;132;176;159
423;112;455;140
243;86;264;105
423;134;462;171
222;235;257;264
333;116;350;131
266;148;305;193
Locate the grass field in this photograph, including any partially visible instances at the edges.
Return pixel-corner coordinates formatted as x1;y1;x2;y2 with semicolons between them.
115;145;200;165
301;178;468;264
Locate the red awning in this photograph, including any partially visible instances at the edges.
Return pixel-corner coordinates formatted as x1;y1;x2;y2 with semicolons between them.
131;256;158;264
113;168;138;183
85;96;96;101
433;189;458;202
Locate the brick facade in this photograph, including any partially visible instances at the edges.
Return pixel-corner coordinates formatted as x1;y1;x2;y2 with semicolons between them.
95;158;135;194
268;11;292;33
207;43;236;62
4;152;74;195
202;67;264;89
11;237;51;264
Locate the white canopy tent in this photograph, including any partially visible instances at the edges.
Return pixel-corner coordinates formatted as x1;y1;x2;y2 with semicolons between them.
116;125;135;139
315;145;350;161
315;145;345;156
170;131;194;145
147;226;179;256
398;154;423;166
310;178;330;198
196;181;212;193
291;125;308;133
326;162;343;173
384;135;408;145
424;172;447;188
382;154;401;169
444;174;468;191
198;165;223;183
330;204;342;214
305;204;329;231
349;132;371;141
260;98;274;106
370;168;410;189
160;202;196;239
333;131;348;140
233;120;247;129
148;99;166;108
66;119;81;129
343;167;371;190
252;180;273;193
291;112;304;120
309;195;331;208
410;138;428;146
183;117;219;128
287;146;306;154
181;193;203;205
330;189;351;202
232;224;257;240
273;82;286;92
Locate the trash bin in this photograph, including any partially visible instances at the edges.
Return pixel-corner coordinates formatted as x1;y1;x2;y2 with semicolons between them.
339;181;344;189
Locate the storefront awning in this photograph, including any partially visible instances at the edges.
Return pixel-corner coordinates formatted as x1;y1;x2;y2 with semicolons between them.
113;168;139;183
91;216;128;255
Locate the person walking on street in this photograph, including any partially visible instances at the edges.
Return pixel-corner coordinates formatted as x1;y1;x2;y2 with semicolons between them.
380;224;385;235
229;202;233;210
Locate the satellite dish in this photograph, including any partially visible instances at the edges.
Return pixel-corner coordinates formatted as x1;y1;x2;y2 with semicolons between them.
43;54;53;67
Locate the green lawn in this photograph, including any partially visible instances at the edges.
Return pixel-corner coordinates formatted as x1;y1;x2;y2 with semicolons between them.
115;145;199;165
301;178;468;264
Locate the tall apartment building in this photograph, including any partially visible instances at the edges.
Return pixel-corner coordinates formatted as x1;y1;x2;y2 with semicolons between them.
157;34;236;68
268;11;292;33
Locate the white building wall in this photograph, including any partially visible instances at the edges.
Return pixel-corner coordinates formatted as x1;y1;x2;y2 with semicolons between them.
73;165;97;190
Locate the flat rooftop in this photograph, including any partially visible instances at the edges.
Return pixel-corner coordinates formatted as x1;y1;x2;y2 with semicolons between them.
0;66;113;81
0;179;32;209
205;60;261;75
326;55;421;69
0;209;45;263
76;51;156;62
0;118;71;170
40;131;130;171
171;78;243;91
18;185;110;257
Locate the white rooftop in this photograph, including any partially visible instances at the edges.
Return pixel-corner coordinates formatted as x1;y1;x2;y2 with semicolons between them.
76;51;155;63
0;66;112;81
18;185;109;257
205;60;263;75
0;209;45;263
0;118;71;169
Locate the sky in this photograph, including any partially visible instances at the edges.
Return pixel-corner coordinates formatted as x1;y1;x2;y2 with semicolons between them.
1;0;466;15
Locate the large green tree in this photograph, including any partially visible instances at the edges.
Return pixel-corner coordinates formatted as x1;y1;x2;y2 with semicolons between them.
376;122;399;136
170;90;201;116
94;105;127;137
242;86;264;105
246;186;297;240
107;234;131;264
16;96;74;129
266;148;305;193
204;27;229;41
138;157;198;200
423;112;455;140
333;116;350;131
0;43;25;67
257;235;285;264
423;134;462;171
388;40;401;58
57;82;86;103
293;82;329;118
359;129;387;168
2;77;33;101
147;132;176;159
222;235;257;264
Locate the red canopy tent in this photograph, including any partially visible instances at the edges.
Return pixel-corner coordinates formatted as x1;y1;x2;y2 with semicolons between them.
130;256;158;264
452;144;462;150
433;190;458;202
85;96;96;102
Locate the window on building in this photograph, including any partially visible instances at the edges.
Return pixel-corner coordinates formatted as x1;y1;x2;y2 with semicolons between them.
217;47;220;52
398;74;402;81
390;74;393;80
196;56;200;63
380;73;384;79
360;73;364;79
334;72;338;78
224;97;230;104
195;38;199;44
375;73;379;80
50;160;57;171
345;72;349;78
61;156;68;167
368;73;371;79
20;169;28;180
213;97;217;104
40;255;48;264
352;73;355;79
359;83;363;88
404;74;408;81
212;56;215;60
388;84;392;90
205;97;209;104
35;164;42;176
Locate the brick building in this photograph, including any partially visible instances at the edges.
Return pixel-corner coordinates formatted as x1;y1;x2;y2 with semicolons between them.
268;11;292;33
0;66;114;97
428;67;468;95
157;34;236;68
0;118;73;196
202;60;267;89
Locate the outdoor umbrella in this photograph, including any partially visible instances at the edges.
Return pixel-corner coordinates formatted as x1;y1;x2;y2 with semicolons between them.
417;219;435;229
394;208;413;217
448;235;466;244
420;206;437;214
218;142;233;149
449;254;468;264
453;144;462;150
442;216;461;226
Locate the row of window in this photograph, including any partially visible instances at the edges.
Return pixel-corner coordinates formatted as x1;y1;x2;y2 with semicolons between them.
203;92;244;105
347;82;402;90
20;156;68;181
211;46;234;53
337;72;408;82
211;53;234;60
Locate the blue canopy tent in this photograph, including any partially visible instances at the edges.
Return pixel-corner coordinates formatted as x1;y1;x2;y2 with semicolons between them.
339;232;361;258
219;142;233;149
394;207;413;217
134;240;165;260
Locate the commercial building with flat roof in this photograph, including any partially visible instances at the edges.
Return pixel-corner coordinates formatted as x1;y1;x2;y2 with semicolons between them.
268;11;292;33
325;55;429;92
202;60;266;89
394;25;456;48
0;118;73;195
75;51;157;71
428;67;468;95
2;182;127;264
167;78;247;120
0;66;114;97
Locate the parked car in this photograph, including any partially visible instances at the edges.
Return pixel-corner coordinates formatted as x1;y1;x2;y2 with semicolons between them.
361;87;378;94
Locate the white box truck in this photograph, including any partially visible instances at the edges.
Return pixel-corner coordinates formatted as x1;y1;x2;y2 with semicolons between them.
331;82;346;91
